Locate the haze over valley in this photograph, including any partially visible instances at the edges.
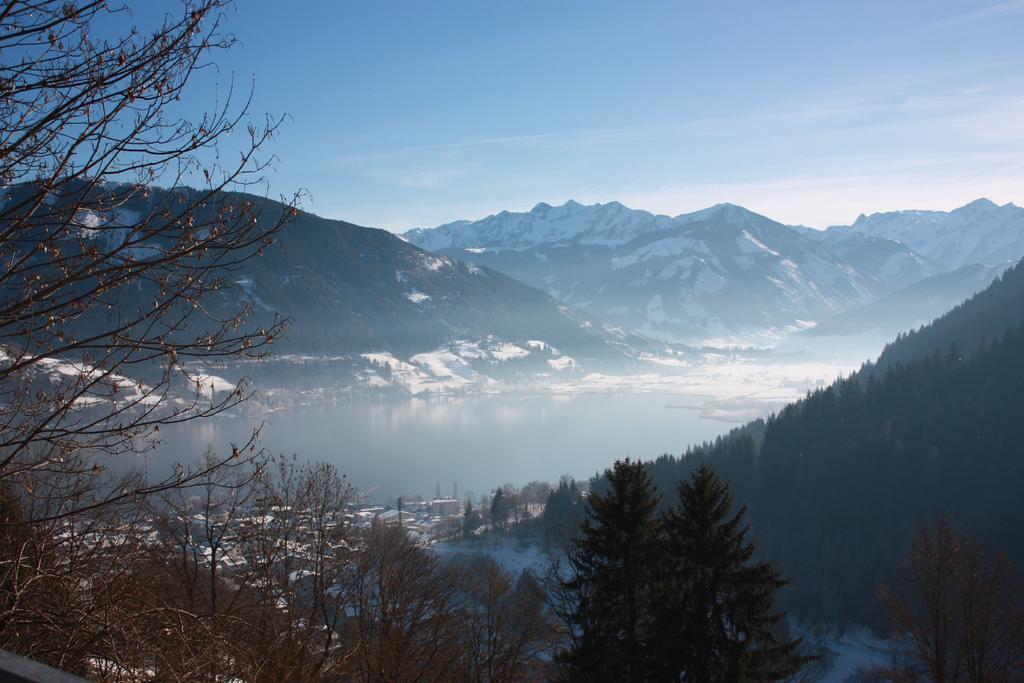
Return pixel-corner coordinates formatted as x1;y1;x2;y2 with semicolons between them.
132;190;1020;502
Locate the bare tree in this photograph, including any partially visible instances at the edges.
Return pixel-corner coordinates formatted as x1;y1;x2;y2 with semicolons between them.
348;525;465;682
0;447;266;678
954;535;1024;681
0;0;297;518
0;1;303;674
52;453;358;681
146;449;260;679
240;456;356;681
881;519;962;682
0;473;151;675
456;556;558;682
878;518;1024;683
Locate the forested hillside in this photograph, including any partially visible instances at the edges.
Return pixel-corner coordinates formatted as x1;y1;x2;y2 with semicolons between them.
872;258;1024;369
642;260;1024;629
1;179;623;361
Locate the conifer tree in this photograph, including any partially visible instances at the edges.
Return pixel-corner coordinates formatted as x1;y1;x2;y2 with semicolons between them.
662;464;807;682
491;488;507;531
542;476;585;547
558;459;663;682
463;499;481;537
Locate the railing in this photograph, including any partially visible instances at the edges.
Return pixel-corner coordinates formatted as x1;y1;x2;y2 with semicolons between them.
0;649;89;682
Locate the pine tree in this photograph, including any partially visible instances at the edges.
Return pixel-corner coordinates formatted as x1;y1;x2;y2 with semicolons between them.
542;476;584;547
463;500;481;538
559;459;663;682
661;464;807;682
490;488;506;531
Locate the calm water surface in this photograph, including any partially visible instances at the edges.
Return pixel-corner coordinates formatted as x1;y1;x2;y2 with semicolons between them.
154;393;731;502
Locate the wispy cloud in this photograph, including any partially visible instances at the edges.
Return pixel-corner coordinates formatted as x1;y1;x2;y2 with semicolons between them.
925;0;1024;30
613;168;1024;230
317;54;1024;230
392;167;468;189
323;165;1024;234
379;131;578;155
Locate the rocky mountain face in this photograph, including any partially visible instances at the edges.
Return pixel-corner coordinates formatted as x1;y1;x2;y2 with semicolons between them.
22;179;1019;396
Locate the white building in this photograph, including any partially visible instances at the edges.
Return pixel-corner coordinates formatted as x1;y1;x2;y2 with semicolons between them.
430;497;461;518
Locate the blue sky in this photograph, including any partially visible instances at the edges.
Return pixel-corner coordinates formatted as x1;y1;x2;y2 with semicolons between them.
149;0;1024;230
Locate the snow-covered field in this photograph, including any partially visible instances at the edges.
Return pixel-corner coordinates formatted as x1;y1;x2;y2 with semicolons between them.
431;537;552;577
355;340;858;423
804;627;892;682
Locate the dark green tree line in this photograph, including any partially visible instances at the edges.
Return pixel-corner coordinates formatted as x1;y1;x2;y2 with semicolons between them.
556;460;807;682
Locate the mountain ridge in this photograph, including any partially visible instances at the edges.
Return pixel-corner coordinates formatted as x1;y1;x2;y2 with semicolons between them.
404;197;1024;345
830;197;1024;271
404;201;926;344
16;182;645;398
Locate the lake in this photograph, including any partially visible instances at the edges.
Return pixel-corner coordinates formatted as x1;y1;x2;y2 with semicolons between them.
152;392;735;503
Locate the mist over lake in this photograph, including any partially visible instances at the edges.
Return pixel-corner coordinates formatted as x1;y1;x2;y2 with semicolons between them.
153;392;737;502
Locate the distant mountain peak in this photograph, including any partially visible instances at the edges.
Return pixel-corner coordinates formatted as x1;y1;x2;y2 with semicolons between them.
678;202;771;228
843;198;1024;271
530;198;605;215
955;197;998;213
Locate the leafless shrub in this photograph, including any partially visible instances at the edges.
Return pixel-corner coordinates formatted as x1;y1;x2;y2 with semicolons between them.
876;518;1024;683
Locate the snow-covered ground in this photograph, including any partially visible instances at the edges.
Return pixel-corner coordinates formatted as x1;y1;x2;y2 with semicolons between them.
356;339;856;422
805;627;891;682
431;537;552;577
358;337;574;395
226;335;863;423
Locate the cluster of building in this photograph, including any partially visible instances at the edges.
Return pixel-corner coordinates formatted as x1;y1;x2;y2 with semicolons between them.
352;495;465;543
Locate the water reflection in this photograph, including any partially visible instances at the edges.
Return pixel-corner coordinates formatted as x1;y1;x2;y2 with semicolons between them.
152;393;730;503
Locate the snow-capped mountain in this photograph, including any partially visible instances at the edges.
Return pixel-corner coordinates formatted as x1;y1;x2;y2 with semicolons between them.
807;229;938;291
832;198;1024;271
405;198;1023;345
403;199;675;251
405;201;932;345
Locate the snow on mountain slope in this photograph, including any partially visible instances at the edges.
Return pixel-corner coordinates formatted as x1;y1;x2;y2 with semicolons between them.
18;182;636;366
404;200;675;251
407;202;903;345
229;206;632;359
833;198;1024;271
406;198;1019;346
809;229;938;291
355;336;584;395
